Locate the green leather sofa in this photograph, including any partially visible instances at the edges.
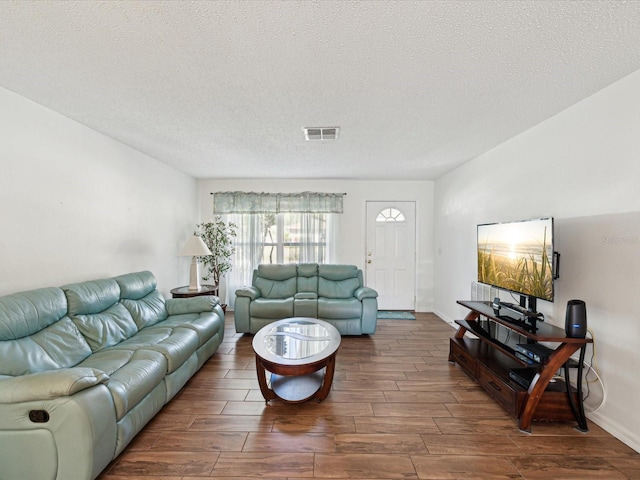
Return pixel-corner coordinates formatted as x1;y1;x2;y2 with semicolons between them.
0;271;225;480
234;263;378;335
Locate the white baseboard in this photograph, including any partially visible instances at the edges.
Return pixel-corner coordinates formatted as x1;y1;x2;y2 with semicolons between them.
433;308;457;328
587;411;640;453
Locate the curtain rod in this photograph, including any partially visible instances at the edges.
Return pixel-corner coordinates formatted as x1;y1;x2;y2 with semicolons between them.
209;192;347;195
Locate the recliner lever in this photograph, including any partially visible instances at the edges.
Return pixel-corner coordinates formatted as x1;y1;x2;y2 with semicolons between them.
29;410;50;423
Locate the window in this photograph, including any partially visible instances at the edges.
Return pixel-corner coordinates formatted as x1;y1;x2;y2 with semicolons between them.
376;207;406;222
261;212;328;264
231;212;330;266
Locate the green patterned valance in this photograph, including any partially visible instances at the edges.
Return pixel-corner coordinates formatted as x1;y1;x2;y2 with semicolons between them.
212;191;344;214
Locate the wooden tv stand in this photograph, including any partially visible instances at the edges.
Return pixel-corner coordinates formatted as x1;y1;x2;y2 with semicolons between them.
448;300;592;433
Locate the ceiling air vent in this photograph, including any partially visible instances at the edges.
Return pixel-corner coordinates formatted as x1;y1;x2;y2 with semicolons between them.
303;127;340;141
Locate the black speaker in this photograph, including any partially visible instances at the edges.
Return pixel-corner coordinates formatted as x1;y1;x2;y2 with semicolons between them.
565;299;587;338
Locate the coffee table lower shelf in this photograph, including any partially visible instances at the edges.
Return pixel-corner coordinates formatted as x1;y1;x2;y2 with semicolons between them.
269;370;326;403
255;355;336;404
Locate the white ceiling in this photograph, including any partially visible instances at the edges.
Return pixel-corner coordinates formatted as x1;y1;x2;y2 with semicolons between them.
2;1;640;180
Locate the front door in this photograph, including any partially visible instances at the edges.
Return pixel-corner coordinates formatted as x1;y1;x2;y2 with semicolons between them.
365;201;416;310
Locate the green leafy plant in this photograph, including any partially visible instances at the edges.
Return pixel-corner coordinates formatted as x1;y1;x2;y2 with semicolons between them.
195;217;238;287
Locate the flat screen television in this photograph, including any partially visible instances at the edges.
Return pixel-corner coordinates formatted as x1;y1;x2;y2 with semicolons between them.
477;217;557;316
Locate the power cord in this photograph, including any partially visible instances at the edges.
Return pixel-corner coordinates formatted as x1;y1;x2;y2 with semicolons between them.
563;328;606;413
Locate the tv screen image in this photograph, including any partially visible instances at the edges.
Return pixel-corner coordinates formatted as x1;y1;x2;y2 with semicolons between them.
477;217;554;304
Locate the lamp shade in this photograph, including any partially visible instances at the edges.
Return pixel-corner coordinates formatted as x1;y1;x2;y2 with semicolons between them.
179;235;212;256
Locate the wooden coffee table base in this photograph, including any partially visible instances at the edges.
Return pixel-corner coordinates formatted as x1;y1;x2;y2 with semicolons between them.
255;353;337;404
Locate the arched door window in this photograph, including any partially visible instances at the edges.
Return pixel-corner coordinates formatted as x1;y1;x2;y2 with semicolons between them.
376;207;406;222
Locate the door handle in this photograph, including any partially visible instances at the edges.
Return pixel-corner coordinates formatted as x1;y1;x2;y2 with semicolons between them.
367;260;372;264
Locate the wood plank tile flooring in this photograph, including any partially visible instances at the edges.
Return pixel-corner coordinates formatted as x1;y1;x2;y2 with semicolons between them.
99;313;640;479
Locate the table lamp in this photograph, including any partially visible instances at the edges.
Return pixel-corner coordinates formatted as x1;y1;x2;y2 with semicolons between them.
179;235;212;291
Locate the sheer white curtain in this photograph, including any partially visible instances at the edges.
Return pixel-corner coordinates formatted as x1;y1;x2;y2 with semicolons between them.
296;212;338;264
325;212;338;263
226;213;264;308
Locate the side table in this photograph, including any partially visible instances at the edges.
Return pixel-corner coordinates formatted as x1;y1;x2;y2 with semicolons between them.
170;285;218;298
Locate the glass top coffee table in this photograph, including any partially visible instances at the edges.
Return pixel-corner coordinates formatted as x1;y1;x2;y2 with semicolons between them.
252;317;341;403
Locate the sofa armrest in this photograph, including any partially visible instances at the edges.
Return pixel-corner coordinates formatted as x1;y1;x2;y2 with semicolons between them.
236;286;261;301
354;286;378;301
165;295;218;315
0;368;109;403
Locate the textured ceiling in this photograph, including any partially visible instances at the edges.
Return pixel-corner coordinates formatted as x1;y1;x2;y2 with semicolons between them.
1;1;640;180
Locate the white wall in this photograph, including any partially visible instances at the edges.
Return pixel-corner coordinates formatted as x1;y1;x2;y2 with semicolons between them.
198;178;435;311
434;69;640;451
0;87;199;296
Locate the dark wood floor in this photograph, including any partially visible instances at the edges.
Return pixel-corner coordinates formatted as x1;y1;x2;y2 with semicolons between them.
99;312;640;479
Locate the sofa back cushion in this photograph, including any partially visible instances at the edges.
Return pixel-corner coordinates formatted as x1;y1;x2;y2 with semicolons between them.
64;279;121;315
318;264;362;299
70;303;139;352
254;264;297;299
0;288;92;374
120;291;167;330
0;287;67;340
113;271;157;299
0;318;93;375
114;271;168;329
297;263;319;293
63;279;139;352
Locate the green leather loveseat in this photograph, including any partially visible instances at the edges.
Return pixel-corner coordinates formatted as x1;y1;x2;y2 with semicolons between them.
0;271;225;480
234;263;378;335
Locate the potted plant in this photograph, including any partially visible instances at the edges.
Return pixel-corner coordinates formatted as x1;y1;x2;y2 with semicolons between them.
195;217;238;308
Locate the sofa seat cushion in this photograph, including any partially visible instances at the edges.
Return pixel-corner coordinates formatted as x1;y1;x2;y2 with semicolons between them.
110;326;199;374
318;297;362;319
250;298;294;319
158;312;223;348
78;348;166;420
